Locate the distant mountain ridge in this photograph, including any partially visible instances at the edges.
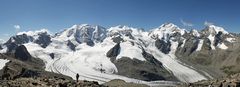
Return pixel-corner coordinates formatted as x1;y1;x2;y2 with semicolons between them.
0;23;239;86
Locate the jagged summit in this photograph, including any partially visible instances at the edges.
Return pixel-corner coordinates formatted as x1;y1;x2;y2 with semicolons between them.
149;23;186;40
0;23;238;85
190;29;200;37
14;45;32;61
107;25;144;38
202;24;229;35
160;23;178;28
54;24;106;46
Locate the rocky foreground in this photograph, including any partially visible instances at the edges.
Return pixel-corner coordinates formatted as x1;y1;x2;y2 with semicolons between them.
0;77;104;87
178;73;240;87
0;77;149;87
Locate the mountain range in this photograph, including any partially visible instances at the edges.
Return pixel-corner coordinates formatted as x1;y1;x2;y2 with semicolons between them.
0;23;240;86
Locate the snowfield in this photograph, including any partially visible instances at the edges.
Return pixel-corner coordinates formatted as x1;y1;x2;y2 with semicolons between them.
0;59;9;70
2;23;233;86
147;43;207;83
23;38;207;86
24;42;180;86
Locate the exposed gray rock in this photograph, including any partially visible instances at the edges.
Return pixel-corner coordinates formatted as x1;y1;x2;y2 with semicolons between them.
179;73;240;87
4;34;34;53
0;77;105;87
214;31;224;46
103;79;149;87
67;40;76;51
177;37;200;56
105;40;177;81
112;36;124;43
0;45;2;50
49;53;54;59
142;49;162;67
34;32;52;48
0;52;71;81
106;43;120;59
155;38;171;54
14;45;32;61
113;57;176;81
73;25;106;46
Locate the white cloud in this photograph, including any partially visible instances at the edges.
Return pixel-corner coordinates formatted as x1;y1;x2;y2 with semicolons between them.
14;25;20;29
17;29;50;36
14;25;21;34
204;21;214;26
180;19;194;27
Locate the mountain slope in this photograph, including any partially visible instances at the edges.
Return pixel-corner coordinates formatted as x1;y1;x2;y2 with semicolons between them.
1;23;239;86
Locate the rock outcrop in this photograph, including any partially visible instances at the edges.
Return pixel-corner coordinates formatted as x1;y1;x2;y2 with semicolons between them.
0;77;105;87
179;73;240;87
103;79;149;87
14;45;32;61
106;43;120;58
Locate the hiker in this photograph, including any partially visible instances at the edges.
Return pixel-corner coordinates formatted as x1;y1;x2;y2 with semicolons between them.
76;73;79;82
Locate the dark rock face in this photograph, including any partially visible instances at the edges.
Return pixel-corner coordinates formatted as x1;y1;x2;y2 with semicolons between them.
0;45;2;50
177;37;200;56
113;57;176;81
67;40;76;51
106;43;176;81
74;27;96;46
93;26;107;42
1;62;25;80
214;31;223;46
112;36;124;43
0;53;71;81
3;33;51;53
125;32;135;40
142;49;162;67
75;36;95;46
49;53;54;59
5;34;33;45
18;68;40;78
0;59;41;80
34;32;52;48
202;38;212;50
4;34;34;53
155;39;171;54
86;40;95;46
14;45;32;61
5;43;18;53
106;43;120;58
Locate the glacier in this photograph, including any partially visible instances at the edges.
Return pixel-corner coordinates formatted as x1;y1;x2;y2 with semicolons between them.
1;23;234;86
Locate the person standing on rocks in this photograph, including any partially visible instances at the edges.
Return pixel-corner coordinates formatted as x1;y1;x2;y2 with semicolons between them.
76;73;79;82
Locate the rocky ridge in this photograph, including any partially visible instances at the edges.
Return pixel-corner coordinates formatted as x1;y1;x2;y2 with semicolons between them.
0;23;239;85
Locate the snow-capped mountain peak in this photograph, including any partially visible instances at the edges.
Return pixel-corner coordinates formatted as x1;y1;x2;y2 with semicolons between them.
208;25;228;34
1;23;238;85
160;23;177;28
107;25;134;37
54;24;106;46
202;24;228;35
149;23;186;39
108;25;133;32
190;29;200;37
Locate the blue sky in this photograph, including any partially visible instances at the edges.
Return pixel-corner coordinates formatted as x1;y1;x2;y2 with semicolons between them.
0;0;240;40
